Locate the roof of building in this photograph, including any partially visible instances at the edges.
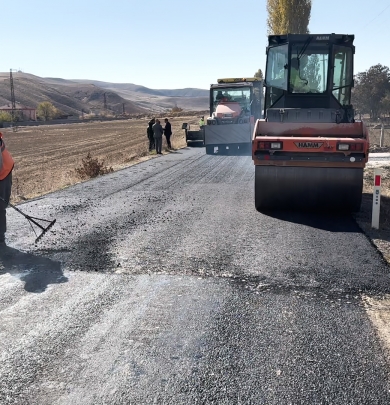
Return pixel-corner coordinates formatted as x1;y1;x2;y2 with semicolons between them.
0;103;36;110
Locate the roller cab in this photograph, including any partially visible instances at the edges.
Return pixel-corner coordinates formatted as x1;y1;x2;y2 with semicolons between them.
253;34;369;212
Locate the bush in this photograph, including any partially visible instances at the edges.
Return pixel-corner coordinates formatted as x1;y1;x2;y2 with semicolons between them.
0;111;12;123
75;153;114;179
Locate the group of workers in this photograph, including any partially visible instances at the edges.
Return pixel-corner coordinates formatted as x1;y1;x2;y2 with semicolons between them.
147;118;172;154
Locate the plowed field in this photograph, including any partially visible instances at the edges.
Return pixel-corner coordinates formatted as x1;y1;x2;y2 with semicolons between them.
2;117;199;201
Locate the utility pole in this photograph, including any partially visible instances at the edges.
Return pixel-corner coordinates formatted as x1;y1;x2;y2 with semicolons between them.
9;69;17;131
122;103;125;115
103;92;107;113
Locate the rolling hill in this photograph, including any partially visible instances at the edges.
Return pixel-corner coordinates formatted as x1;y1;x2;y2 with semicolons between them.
0;72;209;117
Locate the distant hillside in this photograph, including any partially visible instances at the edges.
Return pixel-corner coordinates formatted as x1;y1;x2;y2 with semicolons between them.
72;79;208;97
0;72;209;117
0;73;144;116
71;80;209;112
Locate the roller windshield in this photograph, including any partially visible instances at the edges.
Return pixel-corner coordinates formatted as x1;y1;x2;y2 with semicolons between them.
289;43;329;94
265;44;288;90
212;87;251;113
332;46;353;105
265;42;331;94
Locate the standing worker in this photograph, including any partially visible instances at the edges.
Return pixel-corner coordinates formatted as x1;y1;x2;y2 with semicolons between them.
147;118;156;152
0;132;14;245
152;119;164;155
199;116;206;128
163;118;172;149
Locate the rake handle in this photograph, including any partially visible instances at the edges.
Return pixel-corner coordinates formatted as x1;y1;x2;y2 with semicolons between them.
0;197;57;242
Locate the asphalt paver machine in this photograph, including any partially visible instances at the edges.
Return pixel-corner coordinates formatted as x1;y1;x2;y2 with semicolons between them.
205;78;263;155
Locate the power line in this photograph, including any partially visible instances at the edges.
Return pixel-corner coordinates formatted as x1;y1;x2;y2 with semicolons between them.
362;2;390;29
368;16;389;35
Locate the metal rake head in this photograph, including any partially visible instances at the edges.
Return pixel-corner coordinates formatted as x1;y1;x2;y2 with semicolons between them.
34;219;56;243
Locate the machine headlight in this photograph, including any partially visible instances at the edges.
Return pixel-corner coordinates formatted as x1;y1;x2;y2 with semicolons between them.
337;143;350;151
258;141;283;150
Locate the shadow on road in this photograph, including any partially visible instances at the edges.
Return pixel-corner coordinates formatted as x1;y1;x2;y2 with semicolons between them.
185;142;205;148
261;210;361;233
0;245;68;293
166;150;184;154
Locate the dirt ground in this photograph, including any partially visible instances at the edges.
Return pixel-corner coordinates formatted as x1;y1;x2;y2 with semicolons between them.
2;116;200;202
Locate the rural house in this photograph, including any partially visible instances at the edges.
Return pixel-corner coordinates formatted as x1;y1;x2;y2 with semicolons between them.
0;102;37;121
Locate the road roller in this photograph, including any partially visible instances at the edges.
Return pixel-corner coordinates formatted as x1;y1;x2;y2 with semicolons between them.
252;33;369;212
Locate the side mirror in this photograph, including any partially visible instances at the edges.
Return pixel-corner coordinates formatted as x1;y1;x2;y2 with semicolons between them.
182;123;188;129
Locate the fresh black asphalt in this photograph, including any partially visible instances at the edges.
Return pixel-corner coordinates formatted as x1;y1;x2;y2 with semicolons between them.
0;148;390;404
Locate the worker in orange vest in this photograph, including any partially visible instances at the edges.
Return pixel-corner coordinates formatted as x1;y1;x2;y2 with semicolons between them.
0;132;14;245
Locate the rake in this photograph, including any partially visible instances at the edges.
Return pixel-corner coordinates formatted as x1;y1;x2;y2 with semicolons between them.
0;197;56;243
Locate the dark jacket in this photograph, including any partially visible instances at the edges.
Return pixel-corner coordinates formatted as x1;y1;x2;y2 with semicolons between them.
164;121;172;136
147;120;155;138
152;122;164;138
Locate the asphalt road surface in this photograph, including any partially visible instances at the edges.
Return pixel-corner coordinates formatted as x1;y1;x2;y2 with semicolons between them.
1;148;390;404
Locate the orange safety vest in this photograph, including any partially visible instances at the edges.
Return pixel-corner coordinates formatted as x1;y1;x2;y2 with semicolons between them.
0;133;14;180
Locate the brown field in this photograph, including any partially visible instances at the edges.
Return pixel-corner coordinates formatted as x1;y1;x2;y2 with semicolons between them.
2;116;200;202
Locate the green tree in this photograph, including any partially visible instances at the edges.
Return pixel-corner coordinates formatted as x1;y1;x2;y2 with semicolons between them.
37;101;58;121
267;0;312;35
302;55;321;91
353;64;390;120
254;69;264;80
0;111;12;123
381;92;390;116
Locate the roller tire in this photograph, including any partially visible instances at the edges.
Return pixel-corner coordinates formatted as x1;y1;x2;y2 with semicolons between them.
255;165;363;212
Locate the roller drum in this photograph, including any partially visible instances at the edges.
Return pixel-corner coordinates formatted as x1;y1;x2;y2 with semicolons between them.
255;166;363;212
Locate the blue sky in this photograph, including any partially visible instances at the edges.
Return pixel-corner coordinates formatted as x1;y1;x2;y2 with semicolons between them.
1;0;389;89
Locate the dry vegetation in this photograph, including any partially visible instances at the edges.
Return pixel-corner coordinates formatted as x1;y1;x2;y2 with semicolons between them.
3;116;200;202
